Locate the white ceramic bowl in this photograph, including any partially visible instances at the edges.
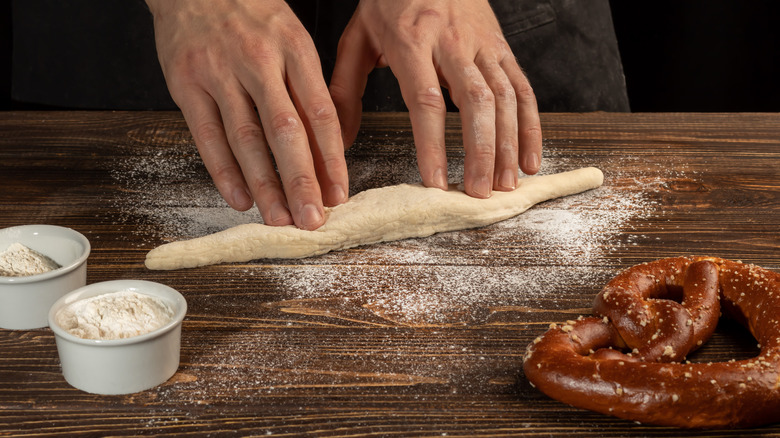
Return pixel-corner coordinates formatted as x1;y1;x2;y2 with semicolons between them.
48;280;187;395
0;225;90;330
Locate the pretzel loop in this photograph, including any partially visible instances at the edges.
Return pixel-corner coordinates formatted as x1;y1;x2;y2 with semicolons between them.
592;260;720;362
523;257;780;429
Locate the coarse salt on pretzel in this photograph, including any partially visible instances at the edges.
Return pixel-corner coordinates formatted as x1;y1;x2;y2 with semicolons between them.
523;257;780;428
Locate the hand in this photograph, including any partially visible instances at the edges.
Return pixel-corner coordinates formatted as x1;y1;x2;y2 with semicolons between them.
146;0;349;230
330;0;542;198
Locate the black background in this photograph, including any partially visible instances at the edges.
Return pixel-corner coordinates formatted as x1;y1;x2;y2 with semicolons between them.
609;1;779;112
1;1;778;112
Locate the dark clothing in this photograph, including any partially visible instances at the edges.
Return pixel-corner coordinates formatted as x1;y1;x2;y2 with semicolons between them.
12;0;173;110
11;0;629;112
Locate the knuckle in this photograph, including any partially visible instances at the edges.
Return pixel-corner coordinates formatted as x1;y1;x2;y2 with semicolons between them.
396;20;440;52
231;123;265;148
467;137;496;164
439;25;463;50
522;124;543;142
399;7;441;32
492;33;513;55
328;81;350;104
318;151;347;172
283;172;319;194
498;138;519;156
284;30;315;55
471;145;495;162
208;160;239;184
194;121;225;148
394;34;424;54
165;48;210;89
268;112;302;140
247;173;281;195
413;88;447;113
173;46;209;70
493;80;516;103
234;33;278;67
417;7;442;19
306;101;339;127
515;82;536;104
464;81;494;107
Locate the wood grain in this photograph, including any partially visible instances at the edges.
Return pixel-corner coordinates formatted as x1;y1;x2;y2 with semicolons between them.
1;111;779;436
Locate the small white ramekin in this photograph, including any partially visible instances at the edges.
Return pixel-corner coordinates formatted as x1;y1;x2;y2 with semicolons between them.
48;280;187;395
0;224;90;330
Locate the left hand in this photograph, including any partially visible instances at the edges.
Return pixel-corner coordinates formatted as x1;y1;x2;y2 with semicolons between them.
330;0;543;198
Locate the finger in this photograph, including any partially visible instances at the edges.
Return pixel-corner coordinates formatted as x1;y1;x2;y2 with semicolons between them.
476;55;518;191
243;69;326;231
502;57;542;175
389;50;449;191
329;23;376;152
288;47;350;207
175;87;254;212
213;86;295;227
441;60;496;198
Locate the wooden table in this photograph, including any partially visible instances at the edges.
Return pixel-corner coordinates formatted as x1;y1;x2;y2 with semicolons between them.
1;111;779;436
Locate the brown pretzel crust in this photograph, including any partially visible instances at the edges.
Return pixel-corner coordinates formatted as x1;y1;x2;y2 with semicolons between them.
523;257;780;428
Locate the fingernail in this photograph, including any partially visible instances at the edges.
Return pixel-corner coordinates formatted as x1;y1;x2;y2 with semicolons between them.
524;153;541;174
499;169;517;190
433;167;448;190
472;176;492;198
232;187;253;209
328;184;348;205
299;203;324;230
269;202;293;225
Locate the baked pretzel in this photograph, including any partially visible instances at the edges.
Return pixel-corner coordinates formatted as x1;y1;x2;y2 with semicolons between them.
523;257;780;428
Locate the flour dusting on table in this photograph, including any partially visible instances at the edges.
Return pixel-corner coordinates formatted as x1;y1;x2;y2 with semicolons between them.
111;137;670;323
114;134;681;403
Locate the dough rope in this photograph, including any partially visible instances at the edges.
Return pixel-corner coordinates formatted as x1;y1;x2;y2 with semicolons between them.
145;167;603;270
523;257;780;428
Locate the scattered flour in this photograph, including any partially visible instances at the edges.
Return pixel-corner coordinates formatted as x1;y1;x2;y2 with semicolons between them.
56;290;174;340
110;130;682;404
0;242;61;277
110;134;671;326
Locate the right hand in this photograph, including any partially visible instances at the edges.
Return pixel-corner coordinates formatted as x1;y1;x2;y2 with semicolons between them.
146;0;349;230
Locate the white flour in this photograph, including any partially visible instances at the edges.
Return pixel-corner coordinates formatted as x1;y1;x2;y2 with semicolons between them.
0;242;61;277
108;135;672;326
111;130;684;404
56;290;174;340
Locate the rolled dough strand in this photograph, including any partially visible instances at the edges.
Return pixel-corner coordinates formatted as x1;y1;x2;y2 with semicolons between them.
145;167;604;270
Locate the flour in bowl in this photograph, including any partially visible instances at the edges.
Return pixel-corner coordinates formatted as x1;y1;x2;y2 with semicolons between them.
0;242;61;277
56;290;174;340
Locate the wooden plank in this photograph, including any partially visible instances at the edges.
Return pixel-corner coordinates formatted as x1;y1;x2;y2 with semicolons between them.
1;111;779;436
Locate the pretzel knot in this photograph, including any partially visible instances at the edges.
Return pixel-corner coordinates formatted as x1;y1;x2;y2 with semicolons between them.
523;257;780;429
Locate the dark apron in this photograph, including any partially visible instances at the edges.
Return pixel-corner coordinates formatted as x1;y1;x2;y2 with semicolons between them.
12;0;629;112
